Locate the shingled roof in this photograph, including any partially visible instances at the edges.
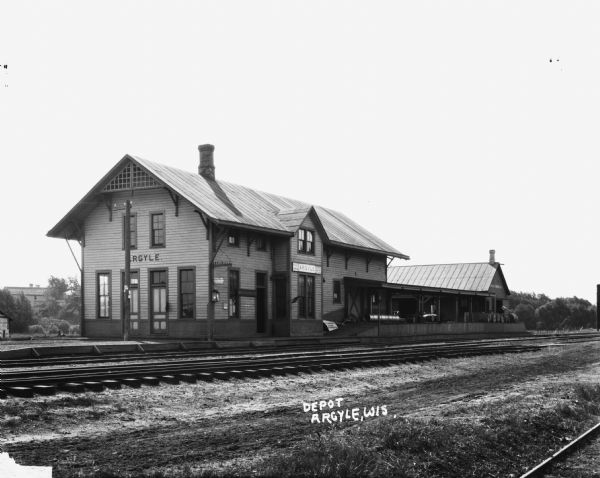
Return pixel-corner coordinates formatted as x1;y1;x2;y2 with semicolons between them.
387;262;509;293
48;154;409;259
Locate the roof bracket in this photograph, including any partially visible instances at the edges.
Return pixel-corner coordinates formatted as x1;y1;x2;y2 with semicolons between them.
324;246;333;267
194;209;209;239
366;255;372;273
345;251;352;270
165;188;179;217
247;232;255;256
387;256;394;268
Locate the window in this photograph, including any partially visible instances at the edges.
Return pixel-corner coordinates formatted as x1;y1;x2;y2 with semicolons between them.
298;228;314;254
256;235;266;251
298;274;315;318
228;231;239;247
151;213;165;247
130;271;139;320
333;280;341;304
122;214;137;249
179;268;195;319
229;269;240;318
97;272;111;318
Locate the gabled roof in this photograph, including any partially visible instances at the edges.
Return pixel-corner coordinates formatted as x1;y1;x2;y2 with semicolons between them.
387;262;509;294
48;154;409;259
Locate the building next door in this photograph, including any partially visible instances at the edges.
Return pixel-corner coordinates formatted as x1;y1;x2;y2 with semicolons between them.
256;272;267;333
150;270;168;333
121;271;140;335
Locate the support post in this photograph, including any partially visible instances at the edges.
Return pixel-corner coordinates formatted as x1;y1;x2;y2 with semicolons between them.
597;285;599;331
123;199;131;341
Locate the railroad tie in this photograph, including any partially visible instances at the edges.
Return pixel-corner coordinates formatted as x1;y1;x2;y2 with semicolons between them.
33;385;56;396
59;383;86;394
213;371;230;380
140;376;160;386
101;380;122;390
8;387;34;398
121;378;142;388
0;389;7;399
83;382;105;392
177;373;197;383
197;372;214;382
160;375;180;385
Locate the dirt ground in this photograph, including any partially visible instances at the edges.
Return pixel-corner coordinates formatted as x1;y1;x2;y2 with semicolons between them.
1;340;599;477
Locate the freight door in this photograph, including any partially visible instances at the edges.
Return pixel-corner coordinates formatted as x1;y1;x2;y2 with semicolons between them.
256;272;267;333
150;270;168;333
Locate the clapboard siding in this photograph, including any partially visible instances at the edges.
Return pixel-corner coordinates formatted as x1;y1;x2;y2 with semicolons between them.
83;188;209;337
289;215;322;326
322;249;386;321
212;230;273;329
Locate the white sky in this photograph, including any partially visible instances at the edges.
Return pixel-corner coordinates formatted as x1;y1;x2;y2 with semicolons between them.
1;1;599;302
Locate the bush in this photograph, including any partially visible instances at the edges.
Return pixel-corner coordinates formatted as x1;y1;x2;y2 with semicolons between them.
70;325;81;336
57;320;71;335
48;324;59;335
28;324;46;335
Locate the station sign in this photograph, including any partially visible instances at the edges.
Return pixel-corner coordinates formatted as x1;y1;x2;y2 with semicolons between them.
130;253;161;263
214;277;225;285
292;262;322;275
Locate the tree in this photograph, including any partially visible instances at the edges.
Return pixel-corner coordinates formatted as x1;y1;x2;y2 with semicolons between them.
0;288;34;333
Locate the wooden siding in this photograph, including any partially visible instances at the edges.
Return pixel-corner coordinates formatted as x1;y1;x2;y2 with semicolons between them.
322;248;386;322
211;229;273;333
83;188;209;337
289;215;322;325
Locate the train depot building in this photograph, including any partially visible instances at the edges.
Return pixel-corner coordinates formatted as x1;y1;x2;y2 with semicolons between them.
48;145;410;339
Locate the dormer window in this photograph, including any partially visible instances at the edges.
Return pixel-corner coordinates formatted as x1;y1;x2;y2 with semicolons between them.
298;228;314;254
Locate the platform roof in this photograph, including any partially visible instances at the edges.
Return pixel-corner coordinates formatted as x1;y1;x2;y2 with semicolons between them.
48;154;409;259
387;262;509;294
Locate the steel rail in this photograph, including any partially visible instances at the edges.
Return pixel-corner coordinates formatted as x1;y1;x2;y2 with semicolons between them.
0;344;540;392
2;343;536;379
519;421;600;478
0;336;555;368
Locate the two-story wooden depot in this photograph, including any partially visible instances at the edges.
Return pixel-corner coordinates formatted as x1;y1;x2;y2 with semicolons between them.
48;145;409;339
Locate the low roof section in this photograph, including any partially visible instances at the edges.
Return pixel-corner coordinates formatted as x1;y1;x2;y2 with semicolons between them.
386;262;510;296
47;155;409;260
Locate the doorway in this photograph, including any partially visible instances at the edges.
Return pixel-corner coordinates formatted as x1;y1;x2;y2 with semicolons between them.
256;272;267;333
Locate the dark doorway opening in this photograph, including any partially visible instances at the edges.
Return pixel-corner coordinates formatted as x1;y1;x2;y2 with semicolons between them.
256;272;267;333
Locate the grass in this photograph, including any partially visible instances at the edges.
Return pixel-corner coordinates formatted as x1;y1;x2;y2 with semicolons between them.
259;383;600;478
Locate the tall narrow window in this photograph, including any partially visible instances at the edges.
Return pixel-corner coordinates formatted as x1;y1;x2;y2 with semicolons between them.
333;280;341;304
97;272;110;318
298;229;314;254
229;269;240;318
150;270;167;332
256;235;266;251
151;213;165;247
179;268;195;319
123;214;137;249
297;274;315;318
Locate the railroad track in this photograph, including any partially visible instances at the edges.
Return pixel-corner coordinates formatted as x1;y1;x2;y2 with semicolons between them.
519;421;600;477
1;332;596;369
0;342;540;398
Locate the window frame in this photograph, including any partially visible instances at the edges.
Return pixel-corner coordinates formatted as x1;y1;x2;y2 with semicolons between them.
178;266;196;320
228;268;240;318
227;230;240;247
256;234;267;251
149;211;166;248
333;280;341;304
297;228;315;255
96;271;112;319
122;213;137;250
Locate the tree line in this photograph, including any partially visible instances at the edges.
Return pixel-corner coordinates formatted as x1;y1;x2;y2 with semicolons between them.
0;276;81;334
507;291;597;330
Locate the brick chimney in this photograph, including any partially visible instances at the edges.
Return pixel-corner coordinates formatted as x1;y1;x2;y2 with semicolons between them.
198;144;215;181
489;249;496;264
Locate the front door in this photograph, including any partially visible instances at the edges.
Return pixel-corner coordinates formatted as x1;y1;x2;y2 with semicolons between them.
122;271;140;335
150;270;168;333
256;272;267;333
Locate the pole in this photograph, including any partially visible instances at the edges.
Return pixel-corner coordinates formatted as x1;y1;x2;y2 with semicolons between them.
596;284;599;332
123;199;131;341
